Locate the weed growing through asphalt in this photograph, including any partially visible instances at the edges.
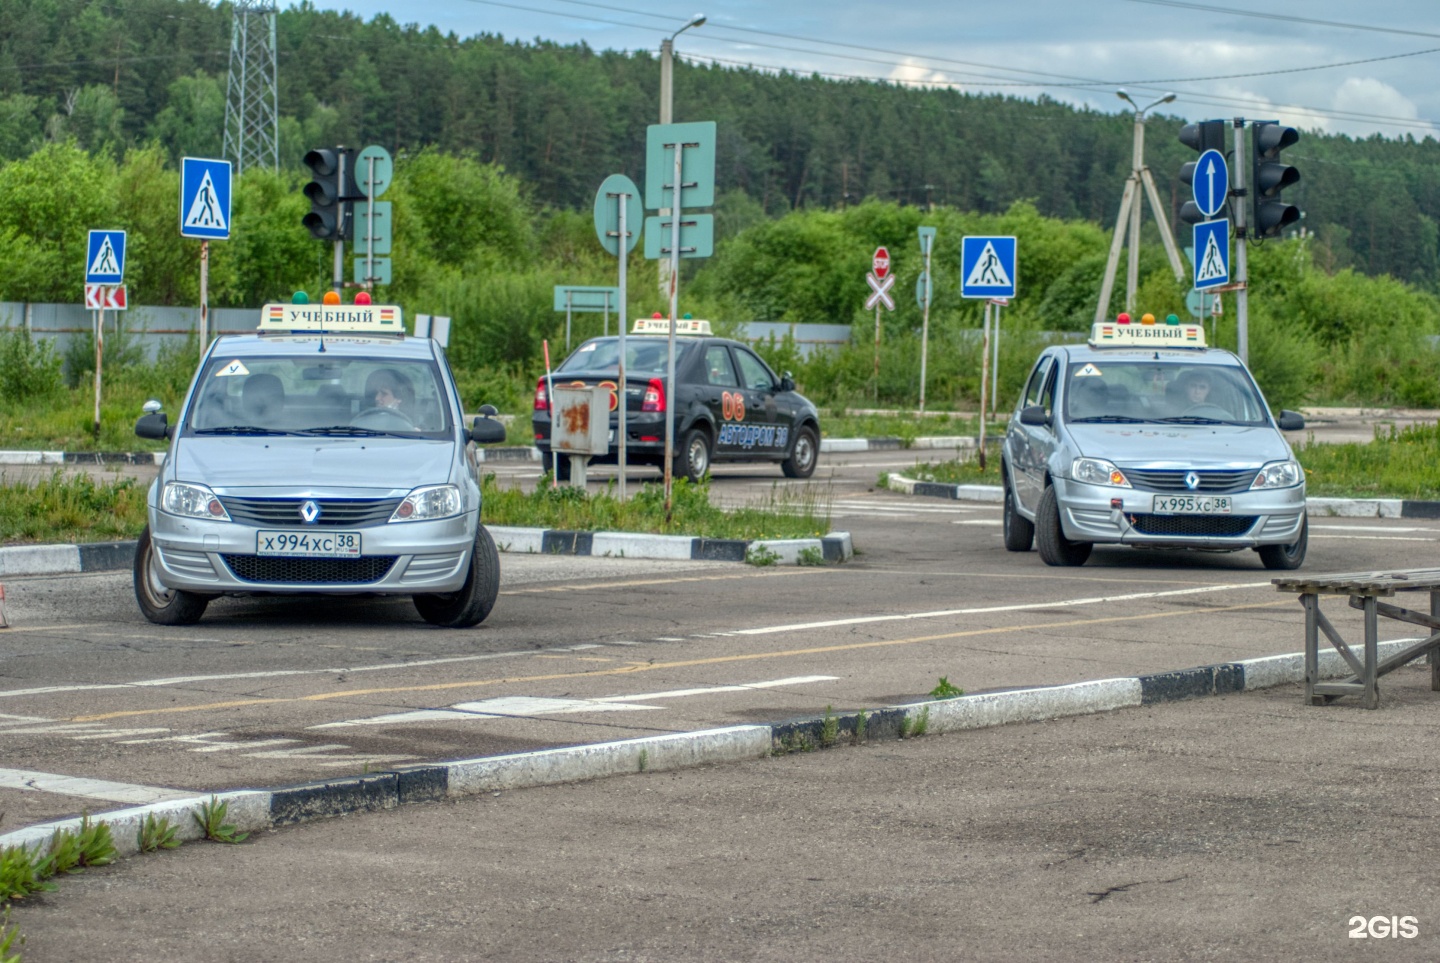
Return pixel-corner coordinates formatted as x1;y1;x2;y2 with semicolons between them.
74;813;116;869
136;814;179;854
820;706;839;748
0;844;54;901
195;796;249;844
900;706;931;739
637;749;648;772
797;546;825;566
1;905;22;963
851;709;867;746
746;543;780;567
929;676;965;699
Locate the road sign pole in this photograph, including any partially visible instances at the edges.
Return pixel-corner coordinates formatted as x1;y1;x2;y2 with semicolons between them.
991;302;1001;413
333;150;346;295
199;240;209;362
663;140;684;518
978;302;990;470
919;245;932;414
873;306;881;402
92;308;103;438
566;291;573;352
1232;117;1250;363
365;154;376;290
616;193;629;501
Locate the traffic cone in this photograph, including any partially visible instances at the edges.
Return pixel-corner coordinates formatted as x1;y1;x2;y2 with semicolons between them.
0;584;8;629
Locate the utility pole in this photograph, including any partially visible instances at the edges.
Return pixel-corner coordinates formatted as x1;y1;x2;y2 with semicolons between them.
1095;90;1186;325
657;14;705;301
222;0;279;174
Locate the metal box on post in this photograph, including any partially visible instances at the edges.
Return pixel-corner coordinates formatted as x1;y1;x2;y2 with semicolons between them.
551;385;611;487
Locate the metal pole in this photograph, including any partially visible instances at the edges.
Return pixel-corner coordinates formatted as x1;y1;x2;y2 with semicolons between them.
1232;117;1250;363
978;302;989;470
616;195;628;501
365;153;376;290
333;148;346;295
92;308;102;438
873;305;880;403
603;293;609;338
199;239;209;362
991;302;1000;413
565;291;573;352
658;38;674;302
919;247;932;414
1126;112;1143;312
663;139;683;518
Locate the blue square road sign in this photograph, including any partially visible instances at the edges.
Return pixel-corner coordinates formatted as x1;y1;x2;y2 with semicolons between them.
180;157;232;240
85;230;126;284
1193;219;1230;291
961;236;1017;299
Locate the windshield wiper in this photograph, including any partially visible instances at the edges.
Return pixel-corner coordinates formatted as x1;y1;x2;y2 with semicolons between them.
298;425;407;437
192;425;306;436
1067;415;1148;424
1155;415;1229;425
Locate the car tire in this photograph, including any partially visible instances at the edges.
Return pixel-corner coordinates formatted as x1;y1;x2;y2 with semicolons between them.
675;427;711;483
1035;485;1091;566
541;450;572;482
781;424;819;479
133;526;211;625
1258;516;1307;571
413;525;501;628
1002;472;1035;552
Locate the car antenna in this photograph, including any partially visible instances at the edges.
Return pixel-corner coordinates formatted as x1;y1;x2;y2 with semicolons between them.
1154;351;1159;360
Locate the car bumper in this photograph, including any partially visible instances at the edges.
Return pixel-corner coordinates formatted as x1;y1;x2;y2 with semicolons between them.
147;509;477;595
1051;477;1306;549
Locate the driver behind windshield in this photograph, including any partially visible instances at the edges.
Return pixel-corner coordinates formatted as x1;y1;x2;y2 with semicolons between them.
365;368;415;415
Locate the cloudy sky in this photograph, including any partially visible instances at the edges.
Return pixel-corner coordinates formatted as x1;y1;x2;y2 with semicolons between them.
312;0;1438;140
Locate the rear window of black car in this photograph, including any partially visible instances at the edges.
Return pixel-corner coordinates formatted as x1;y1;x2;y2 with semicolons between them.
556;338;691;375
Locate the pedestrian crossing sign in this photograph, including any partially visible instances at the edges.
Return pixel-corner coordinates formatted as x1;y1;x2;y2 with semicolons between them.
1193;219;1230;291
180;157;232;240
85;230;125;284
961;235;1017;299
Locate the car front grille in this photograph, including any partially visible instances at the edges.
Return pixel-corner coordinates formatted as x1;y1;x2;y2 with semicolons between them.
1122;468;1257;494
221;554;397;584
219;497;402;527
1129;514;1258;537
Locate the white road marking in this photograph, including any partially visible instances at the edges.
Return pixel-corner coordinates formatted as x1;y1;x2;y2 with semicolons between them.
732;582;1272;636
1311;534;1434;542
952;519;1003;525
311;675;839;730
1310;524;1440;533
0;767;195;804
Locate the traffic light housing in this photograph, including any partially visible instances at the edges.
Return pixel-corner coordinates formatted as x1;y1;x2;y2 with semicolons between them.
1177;120;1225;225
1251;121;1301;239
301;147;357;241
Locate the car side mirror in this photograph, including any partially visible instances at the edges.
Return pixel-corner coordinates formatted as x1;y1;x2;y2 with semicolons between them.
135;411;170;440
1019;405;1050;427
468;406;506;445
779;372;796;392
1276;409;1305;431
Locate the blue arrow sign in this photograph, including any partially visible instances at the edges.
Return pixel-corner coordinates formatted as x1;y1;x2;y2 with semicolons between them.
1192;148;1228;219
960;236;1016;299
85;230;126;284
180;157;232;240
1193;219;1230;291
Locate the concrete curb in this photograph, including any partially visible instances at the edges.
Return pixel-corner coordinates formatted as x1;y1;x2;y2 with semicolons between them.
0;637;1418;858
884;473;1440;518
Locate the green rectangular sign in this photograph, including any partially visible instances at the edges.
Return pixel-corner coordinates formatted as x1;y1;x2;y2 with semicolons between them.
553;286;620;312
644;121;716;210
352;201;391;255
643;214;714;260
352;256;391;285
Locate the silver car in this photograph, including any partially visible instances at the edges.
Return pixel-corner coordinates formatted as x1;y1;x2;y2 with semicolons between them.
1002;320;1308;569
133;304;507;626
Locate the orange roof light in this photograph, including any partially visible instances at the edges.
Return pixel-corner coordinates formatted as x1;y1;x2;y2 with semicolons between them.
322;291;341;305
1141;313;1156;325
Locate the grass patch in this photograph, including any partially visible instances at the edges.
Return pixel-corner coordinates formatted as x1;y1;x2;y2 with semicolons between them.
483;475;831;540
1295;423;1440;499
0;471;148;546
822;409;1006;445
903;453;1004;487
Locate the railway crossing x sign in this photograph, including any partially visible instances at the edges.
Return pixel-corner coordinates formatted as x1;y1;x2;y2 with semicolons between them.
865;271;895;310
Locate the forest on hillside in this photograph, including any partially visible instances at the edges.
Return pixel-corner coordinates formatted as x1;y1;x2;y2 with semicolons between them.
1;0;1439;289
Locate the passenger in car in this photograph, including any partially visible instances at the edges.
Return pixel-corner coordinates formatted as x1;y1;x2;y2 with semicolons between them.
241;373;285;424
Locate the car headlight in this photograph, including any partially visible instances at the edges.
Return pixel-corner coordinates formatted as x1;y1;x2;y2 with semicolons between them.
1072;457;1131;488
390;484;462;522
162;482;230;520
1251;460;1302;489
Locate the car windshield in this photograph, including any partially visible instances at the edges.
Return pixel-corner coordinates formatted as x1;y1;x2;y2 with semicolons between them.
185;355;452;437
1062;360;1269;426
556;338;686;375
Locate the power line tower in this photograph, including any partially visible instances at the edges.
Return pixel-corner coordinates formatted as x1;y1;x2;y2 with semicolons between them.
222;0;279;175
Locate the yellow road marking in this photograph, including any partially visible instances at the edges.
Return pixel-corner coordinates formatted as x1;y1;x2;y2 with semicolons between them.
70;600;1289;723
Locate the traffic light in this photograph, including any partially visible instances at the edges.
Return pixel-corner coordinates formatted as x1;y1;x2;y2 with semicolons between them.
1177;120;1225;225
301;147;356;241
1251;121;1301;239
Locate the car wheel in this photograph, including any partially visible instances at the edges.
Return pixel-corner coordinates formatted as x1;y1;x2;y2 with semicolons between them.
781;424;819;479
675;427;711;483
1035;485;1091;566
413;525;501;628
132;526;211;625
1002;472;1035;552
1258;516;1307;571
541;450;572;482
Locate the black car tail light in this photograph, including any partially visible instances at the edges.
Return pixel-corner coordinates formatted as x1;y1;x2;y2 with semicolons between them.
534;377;549;411
642;378;665;412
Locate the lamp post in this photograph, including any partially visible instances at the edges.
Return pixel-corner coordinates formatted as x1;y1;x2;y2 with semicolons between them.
1095;89;1186;322
658;13;705;298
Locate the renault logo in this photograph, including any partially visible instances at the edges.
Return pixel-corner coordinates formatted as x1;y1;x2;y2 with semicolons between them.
1184;471;1201;490
299;499;321;524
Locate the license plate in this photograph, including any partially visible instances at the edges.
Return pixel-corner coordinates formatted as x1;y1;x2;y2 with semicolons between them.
257;531;362;557
1152;495;1232;514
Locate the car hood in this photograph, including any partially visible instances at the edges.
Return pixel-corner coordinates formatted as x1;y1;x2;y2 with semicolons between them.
171;436;456;492
1066;423;1292;467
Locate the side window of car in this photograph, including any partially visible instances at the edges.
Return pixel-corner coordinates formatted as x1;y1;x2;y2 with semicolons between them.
1022;357;1053;409
1038;362;1058;416
704;345;739;387
734;349;775;391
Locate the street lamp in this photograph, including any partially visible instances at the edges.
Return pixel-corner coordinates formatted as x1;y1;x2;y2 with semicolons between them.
658;13;705;296
1094;89;1186;322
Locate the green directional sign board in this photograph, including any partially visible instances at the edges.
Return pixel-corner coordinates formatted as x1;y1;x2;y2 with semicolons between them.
353;256;391;285
354;145;392;198
643;213;714;260
644;121;716;210
554;286;620;312
351;201;391;255
593;174;643;256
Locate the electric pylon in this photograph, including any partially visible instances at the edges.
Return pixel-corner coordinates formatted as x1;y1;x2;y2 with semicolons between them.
222;0;280;175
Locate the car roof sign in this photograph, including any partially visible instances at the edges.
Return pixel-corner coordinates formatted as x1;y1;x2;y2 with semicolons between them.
632;317;712;335
259;302;405;335
1089;319;1206;349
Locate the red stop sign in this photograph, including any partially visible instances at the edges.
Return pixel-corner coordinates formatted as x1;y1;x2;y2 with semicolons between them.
873;247;890;279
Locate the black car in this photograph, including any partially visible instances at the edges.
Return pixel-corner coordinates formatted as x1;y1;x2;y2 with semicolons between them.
532;322;821;482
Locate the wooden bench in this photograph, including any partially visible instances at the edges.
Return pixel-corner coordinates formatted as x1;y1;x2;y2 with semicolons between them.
1273;570;1440;708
